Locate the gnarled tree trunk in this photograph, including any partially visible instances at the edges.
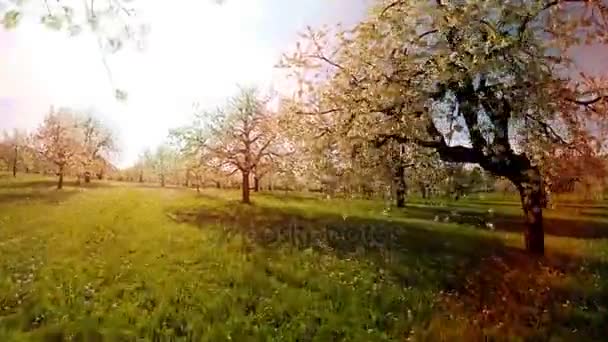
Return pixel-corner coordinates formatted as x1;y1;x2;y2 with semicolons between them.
394;164;406;208
12;146;17;177
242;171;251;204
515;167;545;255
57;166;64;190
254;175;260;192
417;182;427;199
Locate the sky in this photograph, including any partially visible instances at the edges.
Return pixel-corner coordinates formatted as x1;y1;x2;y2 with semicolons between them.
0;0;370;167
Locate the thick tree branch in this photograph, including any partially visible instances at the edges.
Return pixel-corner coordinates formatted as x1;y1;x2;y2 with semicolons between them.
380;0;404;17
418;29;439;39
567;95;608;106
297;108;341;115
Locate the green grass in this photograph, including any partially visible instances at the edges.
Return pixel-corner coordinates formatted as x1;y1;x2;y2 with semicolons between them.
1;173;607;341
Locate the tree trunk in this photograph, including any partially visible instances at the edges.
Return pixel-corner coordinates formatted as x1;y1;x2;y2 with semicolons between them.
139;171;144;183
516;168;545;255
394;164;406;208
395;170;406;208
418;183;427;199
242;171;251;204
216;181;221;189
84;172;91;183
12;147;17;177
57;167;64;190
160;174;165;187
254;176;260;192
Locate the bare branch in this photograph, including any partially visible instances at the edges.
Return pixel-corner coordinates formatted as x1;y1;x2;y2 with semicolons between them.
380;0;404;17
524;114;572;146
418;29;438;40
519;0;593;39
296;108;341;115
567;95;608;106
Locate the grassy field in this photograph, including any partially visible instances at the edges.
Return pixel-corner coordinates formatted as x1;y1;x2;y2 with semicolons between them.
0;173;607;341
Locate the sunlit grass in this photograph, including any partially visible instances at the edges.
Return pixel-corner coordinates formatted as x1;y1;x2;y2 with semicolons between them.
0;173;607;340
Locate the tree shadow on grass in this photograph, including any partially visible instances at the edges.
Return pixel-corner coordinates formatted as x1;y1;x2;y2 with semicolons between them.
257;191;324;203
398;205;608;239
0;189;79;205
169;200;608;340
0;179;114;190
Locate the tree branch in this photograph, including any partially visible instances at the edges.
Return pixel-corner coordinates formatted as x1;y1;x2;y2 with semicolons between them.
296;108;341;115
525;114;569;144
380;0;404;17
519;0;592;39
567;95;608;106
305;54;347;73
418;29;438;40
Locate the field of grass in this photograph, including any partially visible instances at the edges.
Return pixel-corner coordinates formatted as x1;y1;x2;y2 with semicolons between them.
1;173;607;341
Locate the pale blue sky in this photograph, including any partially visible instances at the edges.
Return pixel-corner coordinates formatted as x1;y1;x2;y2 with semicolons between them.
0;0;370;167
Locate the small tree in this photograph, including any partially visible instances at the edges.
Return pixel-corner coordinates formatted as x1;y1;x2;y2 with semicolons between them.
34;109;83;189
144;144;178;187
76;115;116;183
1;129;28;177
177;88;283;204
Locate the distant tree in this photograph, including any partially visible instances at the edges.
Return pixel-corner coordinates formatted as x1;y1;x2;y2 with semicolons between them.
135;149;154;183
76;115;116;183
211;89;282;203
144;144;178;187
0;140;9;172
34;109;83;189
170;114;217;192
175;88;285;204
0;129;29;177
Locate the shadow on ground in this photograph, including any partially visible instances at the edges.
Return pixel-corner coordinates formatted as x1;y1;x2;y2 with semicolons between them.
396;205;608;239
169;197;608;340
0;179;113;190
0;190;78;205
0;180;113;204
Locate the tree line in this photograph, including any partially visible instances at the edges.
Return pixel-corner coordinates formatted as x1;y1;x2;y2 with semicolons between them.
0;107;116;189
